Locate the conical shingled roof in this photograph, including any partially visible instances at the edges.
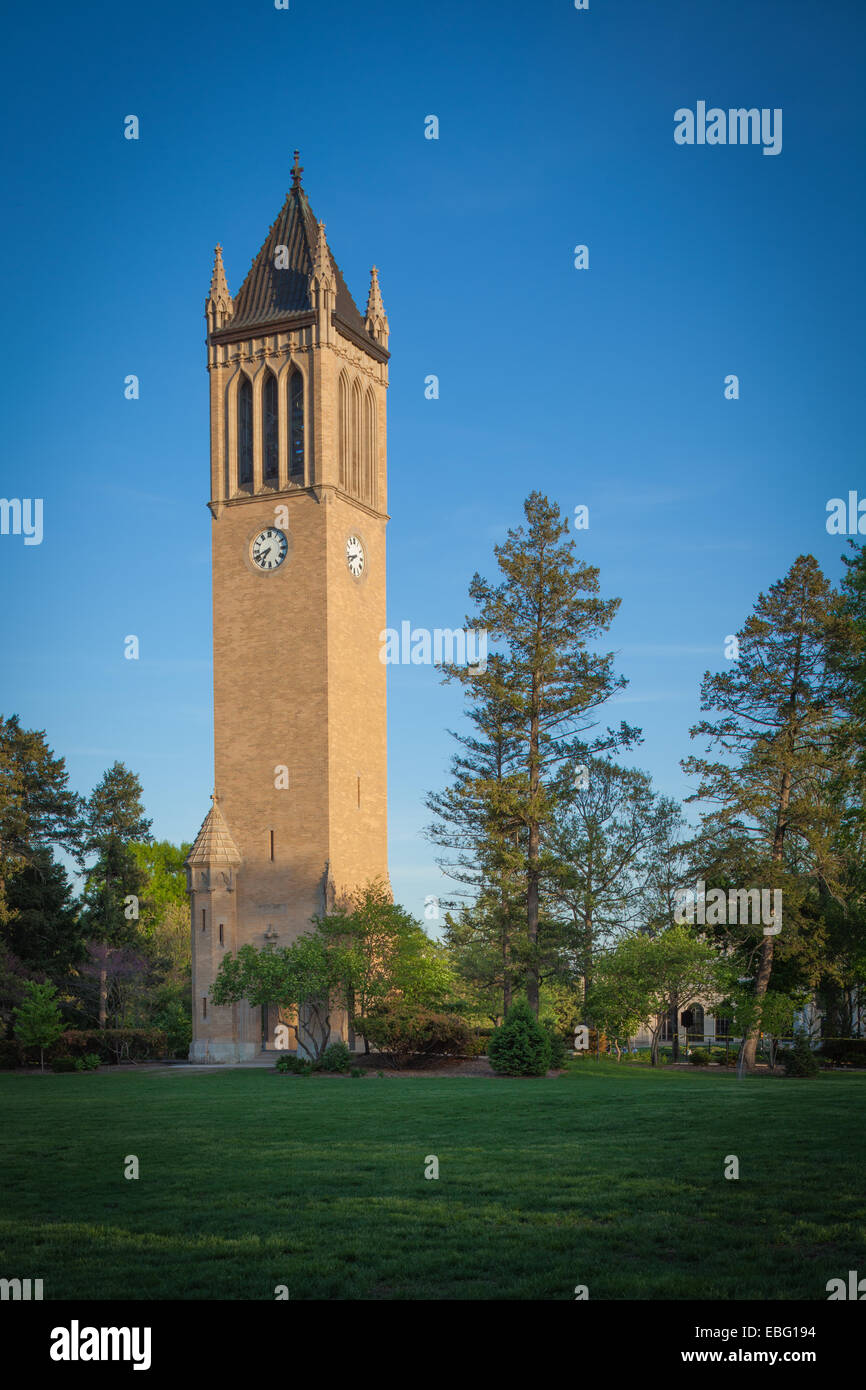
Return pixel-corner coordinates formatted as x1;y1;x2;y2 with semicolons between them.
186;796;242;867
229;183;368;338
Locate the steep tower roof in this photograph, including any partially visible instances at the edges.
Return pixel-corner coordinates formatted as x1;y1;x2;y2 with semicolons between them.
186;794;242;868
228;153;368;338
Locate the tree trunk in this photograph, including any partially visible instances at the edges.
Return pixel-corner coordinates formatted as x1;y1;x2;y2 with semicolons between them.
742;763;791;1070
98;966;107;1030
526;688;541;1016
671;1002;679;1064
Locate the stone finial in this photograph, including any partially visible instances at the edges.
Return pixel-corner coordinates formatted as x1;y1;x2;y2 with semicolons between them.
365;265;389;347
291;149;304;189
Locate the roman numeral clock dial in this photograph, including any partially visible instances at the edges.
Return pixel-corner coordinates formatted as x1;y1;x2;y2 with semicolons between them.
250;527;288;571
346;535;365;578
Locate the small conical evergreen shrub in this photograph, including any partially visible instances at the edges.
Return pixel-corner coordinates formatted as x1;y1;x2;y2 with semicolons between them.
780;1032;819;1078
488;1000;552;1077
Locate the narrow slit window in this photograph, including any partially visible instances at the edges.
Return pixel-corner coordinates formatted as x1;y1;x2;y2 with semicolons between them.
219;923;224;946
201;909;206;932
357;775;361;809
202;997;207;1019
269;829;275;861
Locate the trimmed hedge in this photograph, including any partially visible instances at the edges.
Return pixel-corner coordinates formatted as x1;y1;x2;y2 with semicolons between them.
357;1002;474;1068
60;1029;168;1063
818;1038;866;1067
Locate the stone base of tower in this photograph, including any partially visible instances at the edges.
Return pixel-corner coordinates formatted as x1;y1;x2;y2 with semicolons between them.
189;1040;258;1064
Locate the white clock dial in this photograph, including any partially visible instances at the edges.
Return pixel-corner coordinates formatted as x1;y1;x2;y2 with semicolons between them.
251;527;288;571
346;535;365;578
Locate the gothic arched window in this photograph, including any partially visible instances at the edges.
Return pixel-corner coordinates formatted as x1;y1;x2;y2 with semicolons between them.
238;376;253;487
290;371;304;481
364;389;377;505
263;372;278;483
338;373;349;490
351;380;362;497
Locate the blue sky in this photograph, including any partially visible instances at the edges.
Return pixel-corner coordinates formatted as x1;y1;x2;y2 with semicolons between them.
1;0;863;921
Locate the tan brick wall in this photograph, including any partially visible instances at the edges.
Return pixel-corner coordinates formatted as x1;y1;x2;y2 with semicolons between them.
191;304;389;1059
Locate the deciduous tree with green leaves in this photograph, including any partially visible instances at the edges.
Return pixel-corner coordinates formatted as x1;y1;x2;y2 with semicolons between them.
14;979;65;1071
588;928;723;1066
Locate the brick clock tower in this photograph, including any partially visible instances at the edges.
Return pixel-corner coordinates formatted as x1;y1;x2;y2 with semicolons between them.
187;154;390;1061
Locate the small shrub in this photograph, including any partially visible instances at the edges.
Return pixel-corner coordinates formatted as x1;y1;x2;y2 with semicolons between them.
49;1057;77;1073
275;1054;311;1075
688;1048;711;1066
0;1040;22;1070
357;1002;473;1068
488;1001;552;1077
152;1002;192;1058
780;1033;819;1078
74;1053;101;1072
320;1041;352;1073
350;1067;365;1078
541;1018;568;1069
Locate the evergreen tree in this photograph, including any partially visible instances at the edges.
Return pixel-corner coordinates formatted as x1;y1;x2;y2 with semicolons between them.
436;493;637;1014
426;653;526;1016
682;555;848;1070
80;763;151;1028
0;715;82;925
544;758;684;1009
3;849;84;984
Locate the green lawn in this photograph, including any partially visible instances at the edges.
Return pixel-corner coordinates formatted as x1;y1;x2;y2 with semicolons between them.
1;1061;863;1300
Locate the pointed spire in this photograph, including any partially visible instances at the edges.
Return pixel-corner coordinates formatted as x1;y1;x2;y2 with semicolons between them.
310;219;334;290
291;149;304;189
206;244;233;329
365;265;389;347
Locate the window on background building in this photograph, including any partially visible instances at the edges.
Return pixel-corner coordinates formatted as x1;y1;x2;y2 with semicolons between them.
687;1004;705;1043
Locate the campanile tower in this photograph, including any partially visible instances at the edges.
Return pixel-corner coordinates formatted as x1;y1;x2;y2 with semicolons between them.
187;155;390;1061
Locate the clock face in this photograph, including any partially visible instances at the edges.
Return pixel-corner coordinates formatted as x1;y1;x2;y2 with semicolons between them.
250;527;288;571
346;535;365;578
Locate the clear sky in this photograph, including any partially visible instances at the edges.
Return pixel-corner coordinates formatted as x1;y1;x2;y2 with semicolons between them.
1;0;863;921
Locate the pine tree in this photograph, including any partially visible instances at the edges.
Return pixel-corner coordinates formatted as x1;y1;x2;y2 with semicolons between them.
3;849;85;983
81;763;151;1028
545;759;684;1009
426;653;525;1016
436;493;636;1015
682;555;848;1070
0;715;83;926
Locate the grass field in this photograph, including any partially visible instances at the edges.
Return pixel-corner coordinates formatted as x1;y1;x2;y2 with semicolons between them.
1;1060;863;1300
